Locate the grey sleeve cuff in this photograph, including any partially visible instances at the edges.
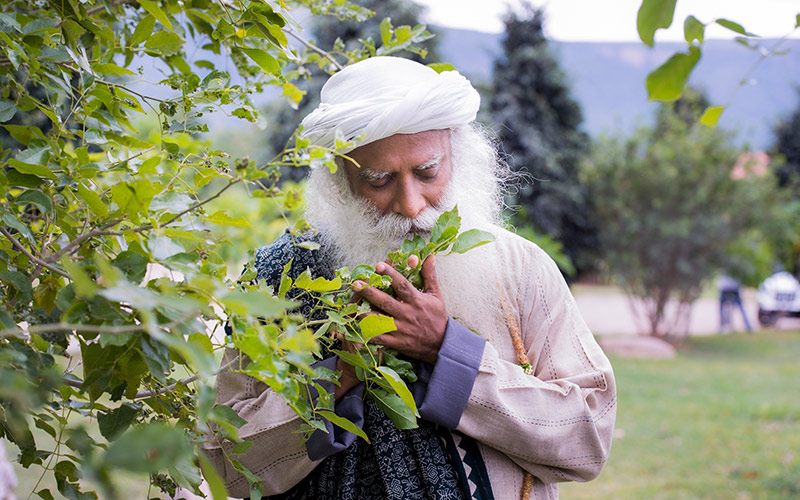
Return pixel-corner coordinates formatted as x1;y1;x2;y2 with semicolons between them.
414;318;486;429
305;356;365;461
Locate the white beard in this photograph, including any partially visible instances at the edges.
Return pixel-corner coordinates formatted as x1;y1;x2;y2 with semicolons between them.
303;126;508;331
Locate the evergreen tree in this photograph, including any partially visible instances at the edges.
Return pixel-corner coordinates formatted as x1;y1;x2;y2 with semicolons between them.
490;4;595;277
773;89;800;194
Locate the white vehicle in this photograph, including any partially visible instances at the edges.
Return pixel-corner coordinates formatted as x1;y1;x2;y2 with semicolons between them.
756;271;800;326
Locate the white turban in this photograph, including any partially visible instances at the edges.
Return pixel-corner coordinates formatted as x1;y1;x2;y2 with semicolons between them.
300;56;480;153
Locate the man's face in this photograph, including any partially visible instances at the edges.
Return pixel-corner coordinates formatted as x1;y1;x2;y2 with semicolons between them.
343;130;453;221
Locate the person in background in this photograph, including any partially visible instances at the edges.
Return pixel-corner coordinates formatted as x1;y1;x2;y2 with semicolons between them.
719;275;753;333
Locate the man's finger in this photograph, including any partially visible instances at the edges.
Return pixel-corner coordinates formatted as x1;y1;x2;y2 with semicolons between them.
355;283;404;318
421;255;441;295
375;262;417;302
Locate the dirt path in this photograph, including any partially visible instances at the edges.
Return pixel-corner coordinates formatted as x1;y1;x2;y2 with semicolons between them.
572;284;800;336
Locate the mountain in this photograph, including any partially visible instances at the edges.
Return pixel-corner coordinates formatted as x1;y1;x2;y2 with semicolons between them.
435;26;800;149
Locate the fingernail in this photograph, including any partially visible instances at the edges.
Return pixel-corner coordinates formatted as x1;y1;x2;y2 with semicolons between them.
375;262;385;272
352;281;364;291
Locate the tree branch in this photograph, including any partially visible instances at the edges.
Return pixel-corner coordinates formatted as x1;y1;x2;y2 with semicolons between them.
0;311;199;338
133;359;237;399
286;29;344;71
0;226;70;279
46;219;122;264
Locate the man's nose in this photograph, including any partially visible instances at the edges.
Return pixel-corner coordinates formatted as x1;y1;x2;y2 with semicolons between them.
392;181;427;219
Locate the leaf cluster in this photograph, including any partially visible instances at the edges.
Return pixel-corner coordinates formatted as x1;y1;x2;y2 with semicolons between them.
0;0;446;498
238;207;493;433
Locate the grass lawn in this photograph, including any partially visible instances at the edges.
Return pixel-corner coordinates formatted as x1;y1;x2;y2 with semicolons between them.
562;330;800;500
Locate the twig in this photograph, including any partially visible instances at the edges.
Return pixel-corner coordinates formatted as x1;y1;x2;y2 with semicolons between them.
133;358;237;399
100;178;238;236
0;226;70;279
286;29;344;71
0;311;198;338
46;219;122;263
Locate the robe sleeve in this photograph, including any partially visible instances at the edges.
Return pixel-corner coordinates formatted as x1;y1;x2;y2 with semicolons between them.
202;350;367;497
455;241;617;483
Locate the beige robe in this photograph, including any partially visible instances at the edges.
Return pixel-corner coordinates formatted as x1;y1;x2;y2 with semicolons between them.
204;228;617;499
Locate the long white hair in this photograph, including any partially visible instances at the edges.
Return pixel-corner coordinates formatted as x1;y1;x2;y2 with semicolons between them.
303;125;513;329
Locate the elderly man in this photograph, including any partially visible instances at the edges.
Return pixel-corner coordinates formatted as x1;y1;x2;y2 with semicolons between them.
206;56;616;500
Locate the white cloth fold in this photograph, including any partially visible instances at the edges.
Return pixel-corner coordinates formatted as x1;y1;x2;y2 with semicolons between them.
300;57;480;153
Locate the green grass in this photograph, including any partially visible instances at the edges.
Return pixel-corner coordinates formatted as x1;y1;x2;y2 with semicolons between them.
562;331;800;500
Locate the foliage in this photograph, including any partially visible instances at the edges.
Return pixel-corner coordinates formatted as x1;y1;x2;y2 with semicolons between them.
561;331;800;500
636;0;800;125
256;207;494;432
0;0;442;498
584;91;780;337
261;0;440;182
489;3;594;278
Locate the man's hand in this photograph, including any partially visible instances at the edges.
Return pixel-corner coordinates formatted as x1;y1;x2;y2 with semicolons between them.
352;255;447;365
334;339;363;401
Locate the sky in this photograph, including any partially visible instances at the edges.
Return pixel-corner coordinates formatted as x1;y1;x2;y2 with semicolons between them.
418;0;800;42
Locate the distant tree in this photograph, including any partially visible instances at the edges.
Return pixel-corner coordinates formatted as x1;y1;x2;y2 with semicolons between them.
586;90;780;338
263;0;440;181
771;88;800;273
489;4;595;277
773;89;800;192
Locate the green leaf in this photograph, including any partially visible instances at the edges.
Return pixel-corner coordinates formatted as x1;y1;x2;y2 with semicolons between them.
36;489;55;500
645;46;701;101
380;18;392;45
56;479;97;500
796;14;800;28
131;14;155;46
8;159;57;180
637;0;677;47
296;240;320;251
715;19;755;37
206;210;252;227
60;259;96;298
144;30;184;56
16;189;53;213
98;403;138;441
138;0;173;31
431;207;461;244
376;366;418;417
221;290;297;317
699;105;725;126
104;423;193;473
316;410;369;441
76;183;108;217
241;48;280;76
427;63;455;73
451;229;495;254
683;15;705;44
330;349;370;369
368;387;417;429
93;63;135;76
199;453;228;500
151;190;193;213
294;271;342;292
0;99;17;122
148;233;185;260
111;251;148;282
0;271;33;303
358;314;395;340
